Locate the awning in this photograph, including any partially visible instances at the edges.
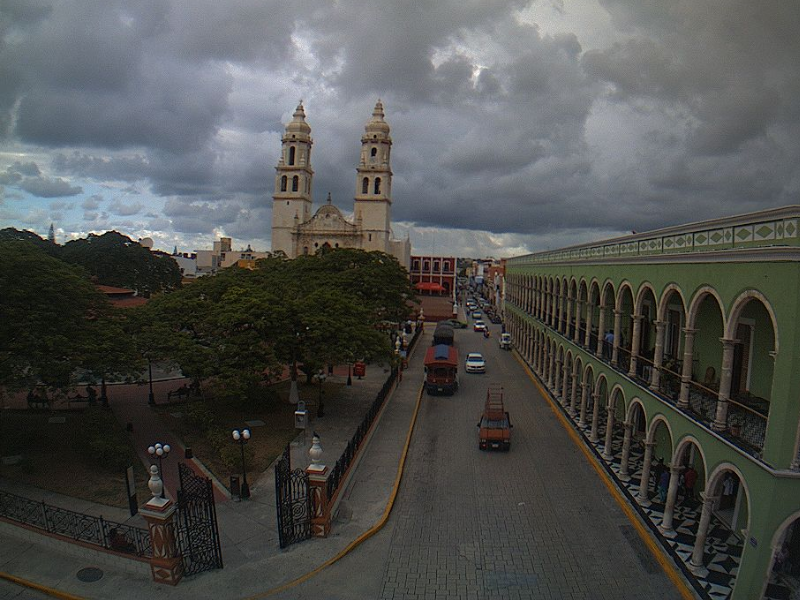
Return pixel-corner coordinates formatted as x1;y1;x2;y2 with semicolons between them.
415;282;446;292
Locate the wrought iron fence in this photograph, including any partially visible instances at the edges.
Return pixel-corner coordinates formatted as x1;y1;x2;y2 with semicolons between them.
0;491;151;557
325;326;421;502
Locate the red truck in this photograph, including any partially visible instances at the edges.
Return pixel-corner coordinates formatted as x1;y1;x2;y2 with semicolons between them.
424;344;459;395
477;385;512;451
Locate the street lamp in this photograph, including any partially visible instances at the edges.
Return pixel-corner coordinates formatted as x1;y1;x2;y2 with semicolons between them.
147;357;155;406
147;443;171;498
232;429;251;499
347;364;352;386
315;371;326;418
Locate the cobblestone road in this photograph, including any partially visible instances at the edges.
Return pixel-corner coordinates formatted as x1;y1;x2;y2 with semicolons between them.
376;326;683;600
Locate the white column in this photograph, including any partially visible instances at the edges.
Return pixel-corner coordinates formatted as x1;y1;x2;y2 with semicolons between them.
578;381;589;428
650;320;666;391
713;338;737;431
628;314;643;377
602;400;615;459
590;393;601;443
584;301;594;348
573;300;583;344
660;464;683;534
677;328;697;408
690;494;719;572
637;442;656;505
569;360;580;416
619;421;633;480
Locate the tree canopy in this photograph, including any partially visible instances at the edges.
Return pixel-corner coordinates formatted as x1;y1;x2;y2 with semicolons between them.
0;241;114;391
138;248;417;398
60;231;181;296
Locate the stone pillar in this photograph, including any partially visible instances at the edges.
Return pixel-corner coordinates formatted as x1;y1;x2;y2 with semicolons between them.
569;361;580;416
559;292;567;334
547;350;556;389
140;466;183;586
611;310;623;367
637;442;656;505
619;421;633;480
713;338;737;431
554;357;563;396
573;300;583;344
628;314;643;377
584;301;594;348
578;382;589;428
590;393;601;443
595;305;607;359
650;320;666;391
560;361;570;406
602;401;615;459
690;493;719;571
677;328;697;408
307;434;331;537
565;294;573;339
660;464;683;534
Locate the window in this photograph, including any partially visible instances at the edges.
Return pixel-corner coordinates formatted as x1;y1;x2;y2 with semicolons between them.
433;261;440;271
371;148;377;157
303;247;309;255
288;146;296;165
292;176;299;191
280;176;287;192
374;177;381;194
368;234;372;242
423;261;430;271
362;177;369;194
412;260;420;271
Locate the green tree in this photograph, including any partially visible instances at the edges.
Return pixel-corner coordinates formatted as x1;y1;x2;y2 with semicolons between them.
60;231;181;296
0;241;112;393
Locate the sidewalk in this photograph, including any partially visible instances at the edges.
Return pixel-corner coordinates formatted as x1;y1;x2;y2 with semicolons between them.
0;332;431;599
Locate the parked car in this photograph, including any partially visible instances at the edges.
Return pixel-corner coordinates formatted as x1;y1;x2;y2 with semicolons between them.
490;314;502;324
465;352;486;373
473;320;487;332
442;319;468;329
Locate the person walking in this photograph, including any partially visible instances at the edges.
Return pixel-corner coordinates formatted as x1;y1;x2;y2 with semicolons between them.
603;330;614;359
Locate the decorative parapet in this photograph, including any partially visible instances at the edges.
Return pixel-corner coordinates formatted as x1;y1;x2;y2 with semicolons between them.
509;205;800;266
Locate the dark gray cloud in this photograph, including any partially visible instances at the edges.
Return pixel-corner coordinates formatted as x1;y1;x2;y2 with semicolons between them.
0;0;798;256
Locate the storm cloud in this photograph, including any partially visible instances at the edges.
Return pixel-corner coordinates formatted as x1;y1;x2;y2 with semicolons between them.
0;0;798;256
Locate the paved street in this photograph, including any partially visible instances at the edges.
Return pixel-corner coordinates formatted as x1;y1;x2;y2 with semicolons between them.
277;322;685;600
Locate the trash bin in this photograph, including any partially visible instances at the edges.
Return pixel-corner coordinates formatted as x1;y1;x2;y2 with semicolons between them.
185;447;193;459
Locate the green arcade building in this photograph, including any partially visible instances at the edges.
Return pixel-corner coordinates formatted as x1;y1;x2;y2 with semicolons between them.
504;205;800;600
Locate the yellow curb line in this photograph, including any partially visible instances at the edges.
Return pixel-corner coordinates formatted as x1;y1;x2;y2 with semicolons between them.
513;351;696;600
0;571;85;600
249;383;426;599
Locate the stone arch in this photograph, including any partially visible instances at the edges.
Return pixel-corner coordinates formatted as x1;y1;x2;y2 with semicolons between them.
768;511;800;598
726;289;779;354
602;384;627;459
615;280;636;312
657;283;687;322
686;285;727;332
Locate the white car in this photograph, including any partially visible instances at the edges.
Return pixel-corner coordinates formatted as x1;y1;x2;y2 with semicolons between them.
465;353;486;373
473;320;487;332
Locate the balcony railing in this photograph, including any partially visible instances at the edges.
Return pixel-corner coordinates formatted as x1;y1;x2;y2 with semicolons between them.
520;306;770;457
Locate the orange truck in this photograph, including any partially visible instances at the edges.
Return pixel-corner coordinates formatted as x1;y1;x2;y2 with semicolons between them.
477;385;512;451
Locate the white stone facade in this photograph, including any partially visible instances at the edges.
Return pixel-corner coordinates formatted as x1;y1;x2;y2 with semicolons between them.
271;101;410;268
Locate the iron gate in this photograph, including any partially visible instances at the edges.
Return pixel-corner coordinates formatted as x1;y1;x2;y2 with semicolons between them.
176;462;223;576
275;445;311;548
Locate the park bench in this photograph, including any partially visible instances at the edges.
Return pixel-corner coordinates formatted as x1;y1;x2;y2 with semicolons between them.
167;384;192;401
67;393;90;408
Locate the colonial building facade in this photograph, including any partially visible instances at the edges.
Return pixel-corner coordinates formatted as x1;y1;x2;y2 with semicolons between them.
505;205;800;600
270;101;410;268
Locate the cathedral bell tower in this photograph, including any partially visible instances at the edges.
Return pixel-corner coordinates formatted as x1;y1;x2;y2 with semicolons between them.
353;100;392;253
271;102;314;256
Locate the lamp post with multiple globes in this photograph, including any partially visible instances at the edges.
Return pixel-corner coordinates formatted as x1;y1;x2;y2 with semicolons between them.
232;429;251;499
147;443;171;498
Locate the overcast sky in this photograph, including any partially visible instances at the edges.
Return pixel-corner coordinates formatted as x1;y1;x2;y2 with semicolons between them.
1;0;798;258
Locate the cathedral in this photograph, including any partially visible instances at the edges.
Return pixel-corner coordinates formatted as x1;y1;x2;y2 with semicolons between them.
270;101;411;268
